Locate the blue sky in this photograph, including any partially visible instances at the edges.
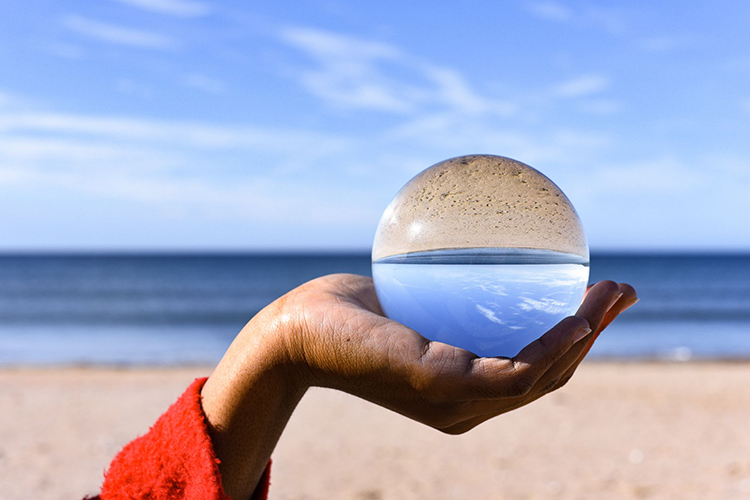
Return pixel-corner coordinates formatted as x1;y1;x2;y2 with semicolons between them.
1;0;749;251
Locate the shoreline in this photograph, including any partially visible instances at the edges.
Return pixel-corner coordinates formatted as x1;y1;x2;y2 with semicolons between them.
4;362;750;499
4;356;750;371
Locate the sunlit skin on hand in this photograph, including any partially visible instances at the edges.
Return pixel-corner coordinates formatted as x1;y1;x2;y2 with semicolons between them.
200;274;637;500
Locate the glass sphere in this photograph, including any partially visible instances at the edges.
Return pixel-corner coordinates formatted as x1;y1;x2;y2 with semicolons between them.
372;155;589;358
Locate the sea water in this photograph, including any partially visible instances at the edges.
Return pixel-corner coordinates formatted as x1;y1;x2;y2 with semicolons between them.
372;249;590;358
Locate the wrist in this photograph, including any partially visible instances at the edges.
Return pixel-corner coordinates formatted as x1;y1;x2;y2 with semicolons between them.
200;299;308;499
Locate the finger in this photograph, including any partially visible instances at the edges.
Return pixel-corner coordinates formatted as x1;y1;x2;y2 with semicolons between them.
460;316;591;400
543;282;638;396
575;280;623;334
595;283;638;334
440;393;540;434
426;283;638;432
562;282;638;373
526;281;624;389
442;329;592;422
440;408;519;435
526;281;624;386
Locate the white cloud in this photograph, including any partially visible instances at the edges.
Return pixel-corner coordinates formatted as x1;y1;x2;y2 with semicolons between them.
583;7;628;35
0;137;169;164
576;158;706;195
297;71;415;113
638;35;697;53
62;15;178;50
527;2;572;22
525;4;629;35
0;112;345;151
280;26;402;62
382;113;611;167
278;26;517;117
420;65;514;115
183;74;225;94
518;297;568;314
0;107;374;237
579;99;622;114
279;26;608;126
279;26;415;113
476;304;505;325
0;162;373;228
553;75;609;98
116;79;155;98
570;155;750;250
0;110;356;206
109;0;210;17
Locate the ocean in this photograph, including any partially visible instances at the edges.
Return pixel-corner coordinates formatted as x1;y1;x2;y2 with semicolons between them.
0;253;748;365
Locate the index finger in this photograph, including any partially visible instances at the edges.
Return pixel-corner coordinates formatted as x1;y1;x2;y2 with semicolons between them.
459;316;591;400
458;281;623;401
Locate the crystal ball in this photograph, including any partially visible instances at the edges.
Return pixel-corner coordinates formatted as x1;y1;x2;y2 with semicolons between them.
371;155;590;358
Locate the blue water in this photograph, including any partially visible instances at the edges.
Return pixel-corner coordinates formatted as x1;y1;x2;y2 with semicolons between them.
372;249;589;357
0;252;749;365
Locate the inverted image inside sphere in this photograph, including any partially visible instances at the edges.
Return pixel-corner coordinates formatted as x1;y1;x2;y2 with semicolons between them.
372;154;588;262
371;155;589;358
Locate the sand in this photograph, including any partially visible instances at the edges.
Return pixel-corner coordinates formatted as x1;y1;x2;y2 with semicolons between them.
3;362;750;500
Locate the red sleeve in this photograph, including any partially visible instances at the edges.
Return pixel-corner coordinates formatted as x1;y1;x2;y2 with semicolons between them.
92;377;270;500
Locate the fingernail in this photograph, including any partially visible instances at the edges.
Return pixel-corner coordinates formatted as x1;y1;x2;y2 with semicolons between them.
608;292;624;310
573;327;593;343
622;298;640;311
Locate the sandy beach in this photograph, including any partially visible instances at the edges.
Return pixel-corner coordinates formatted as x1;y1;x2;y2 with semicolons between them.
3;362;750;500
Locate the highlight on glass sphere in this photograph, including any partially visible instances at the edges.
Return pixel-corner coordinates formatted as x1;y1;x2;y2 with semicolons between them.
371;154;590;358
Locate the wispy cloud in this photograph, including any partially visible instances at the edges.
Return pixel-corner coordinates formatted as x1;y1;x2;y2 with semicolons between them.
272;26;619;189
569;155;750;250
116;79;155;98
381;114;612;169
0;111;344;151
183;74;225;94
476;304;505;325
280;27;402;62
109;0;210;17
527;2;572;22
553;75;610;98
637;35;697;53
278;25;612;128
584;7;628;35
63;15;178;50
419;64;516;116
526;3;629;35
279;26;414;113
579;99;622;114
518;297;569;315
278;26;516;116
0;108;368;236
576;158;709;195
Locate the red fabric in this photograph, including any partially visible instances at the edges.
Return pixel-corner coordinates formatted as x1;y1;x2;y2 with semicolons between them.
89;378;270;500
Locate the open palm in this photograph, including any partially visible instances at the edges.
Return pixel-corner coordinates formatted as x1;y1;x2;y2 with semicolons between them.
282;273;636;434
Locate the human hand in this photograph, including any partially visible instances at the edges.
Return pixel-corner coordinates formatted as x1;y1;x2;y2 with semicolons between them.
281;274;637;433
201;274;637;498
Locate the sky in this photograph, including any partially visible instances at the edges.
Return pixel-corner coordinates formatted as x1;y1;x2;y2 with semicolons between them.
0;0;749;252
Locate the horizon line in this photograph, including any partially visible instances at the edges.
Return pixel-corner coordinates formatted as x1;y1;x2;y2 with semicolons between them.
1;247;749;257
